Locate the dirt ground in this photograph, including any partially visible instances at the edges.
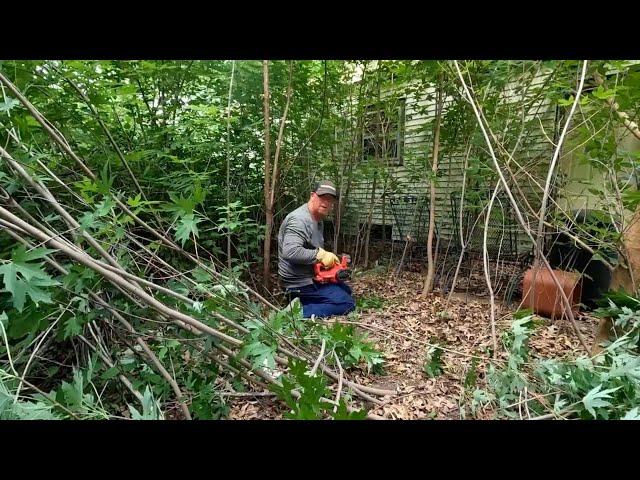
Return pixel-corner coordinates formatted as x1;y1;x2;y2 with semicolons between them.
227;271;600;420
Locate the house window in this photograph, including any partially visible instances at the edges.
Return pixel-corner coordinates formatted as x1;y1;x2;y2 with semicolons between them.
358;223;393;241
362;98;405;166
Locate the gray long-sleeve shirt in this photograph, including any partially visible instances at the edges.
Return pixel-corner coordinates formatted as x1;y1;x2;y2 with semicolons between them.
277;203;324;289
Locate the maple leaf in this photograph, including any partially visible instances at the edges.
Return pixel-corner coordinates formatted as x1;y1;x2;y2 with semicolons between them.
0;247;60;312
582;384;621;419
174;213;202;246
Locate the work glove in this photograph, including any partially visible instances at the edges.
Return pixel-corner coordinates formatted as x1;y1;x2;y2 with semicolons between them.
316;248;339;268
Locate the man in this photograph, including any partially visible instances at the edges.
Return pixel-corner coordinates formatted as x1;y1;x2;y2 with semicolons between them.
277;180;356;318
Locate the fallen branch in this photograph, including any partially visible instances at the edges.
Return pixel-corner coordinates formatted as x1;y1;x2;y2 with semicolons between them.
309;339;326;377
333;351;344;414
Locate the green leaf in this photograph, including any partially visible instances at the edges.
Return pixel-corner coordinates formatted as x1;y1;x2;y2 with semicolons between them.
192;181;207;205
0;262;58;312
12;247;57;264
592;85;616;100
60;370;85;408
241;341;276;370
0;97;20;112
94;197;114;217
23;277;57;307
97;162;114;195
464;358;479;389
14;401;58;420
62;265;97;294
348;344;363;362
126;193;142;207
622;189;640;210
129;386;163;420
63;315;84;339
191;267;212;283
0;263;18;300
471;389;493;413
622;407;640;420
558;95;574;107
211;283;247;299
269;358;334;419
582;384;621;419
331;400;367;420
6;308;42;339
174;214;202;247
78;212;96;231
0;245;59;312
423;343;444;378
166;193;196;216
12;261;47;282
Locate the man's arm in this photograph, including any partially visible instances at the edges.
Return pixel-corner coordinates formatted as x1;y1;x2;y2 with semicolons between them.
280;217;318;264
282;219;318;265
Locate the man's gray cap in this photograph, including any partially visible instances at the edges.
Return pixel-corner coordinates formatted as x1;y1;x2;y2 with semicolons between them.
314;180;338;198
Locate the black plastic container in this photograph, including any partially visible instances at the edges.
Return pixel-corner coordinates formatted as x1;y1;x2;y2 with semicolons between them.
547;209;616;309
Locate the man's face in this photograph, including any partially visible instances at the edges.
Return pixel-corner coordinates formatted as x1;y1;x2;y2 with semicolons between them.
311;192;336;218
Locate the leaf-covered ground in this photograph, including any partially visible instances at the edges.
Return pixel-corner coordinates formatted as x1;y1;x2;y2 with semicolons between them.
226;271;599;420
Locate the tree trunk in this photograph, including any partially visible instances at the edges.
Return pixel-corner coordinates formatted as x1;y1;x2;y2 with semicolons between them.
262;62;294;292
381;188;387;251
447;142;473;302
226;61;236;270
363;173;378;269
261;61;272;289
421;81;444;298
332;127;342;252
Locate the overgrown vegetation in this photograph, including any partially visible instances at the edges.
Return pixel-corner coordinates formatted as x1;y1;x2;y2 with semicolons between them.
1;59;639;420
470;294;640;419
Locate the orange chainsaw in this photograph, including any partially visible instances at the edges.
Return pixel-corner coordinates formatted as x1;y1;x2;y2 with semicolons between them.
313;255;352;284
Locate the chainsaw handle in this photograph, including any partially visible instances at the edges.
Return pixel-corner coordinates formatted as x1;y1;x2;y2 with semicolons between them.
314;255;348;271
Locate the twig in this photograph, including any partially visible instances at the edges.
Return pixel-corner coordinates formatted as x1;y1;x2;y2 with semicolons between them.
529;412;558;420
14;311;63;403
309;338;326;377
220;392;276;398
77;334;145;405
333;351;344;414
483;183;500;357
518;389;523;420
309;339;326;377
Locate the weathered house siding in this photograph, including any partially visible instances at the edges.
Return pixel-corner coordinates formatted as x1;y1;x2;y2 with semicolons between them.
339;70;560;257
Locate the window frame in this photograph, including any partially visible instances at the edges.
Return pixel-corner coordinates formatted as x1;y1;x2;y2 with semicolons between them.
361;97;406;167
